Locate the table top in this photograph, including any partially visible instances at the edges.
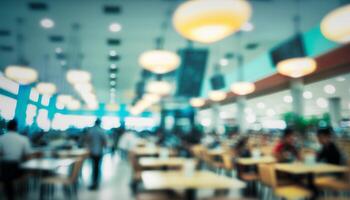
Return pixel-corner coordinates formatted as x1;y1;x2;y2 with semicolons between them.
207;148;225;156
132;147;176;156
139;157;187;168
275;163;349;175
21;158;76;171
141;170;246;190
237;156;276;165
56;148;89;157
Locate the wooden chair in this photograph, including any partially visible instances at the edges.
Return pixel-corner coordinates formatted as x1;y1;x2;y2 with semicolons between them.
258;164;312;200
40;158;84;199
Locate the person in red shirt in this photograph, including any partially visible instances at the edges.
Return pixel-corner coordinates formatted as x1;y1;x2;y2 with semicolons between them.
273;128;300;163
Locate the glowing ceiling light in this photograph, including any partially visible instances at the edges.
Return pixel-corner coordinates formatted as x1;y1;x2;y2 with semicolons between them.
190;98;206;107
303;91;313;99
139;50;181;74
324;84;336;94
36;82;57;95
321;5;350;43
40;18;55;29
110;64;117;69
277;58;317;78
66;69;91;84
5;66;38;85
146;81;173;96
109;50;118;57
55;47;63;54
219;58;229;66
283;95;293;103
230;82;255;96
172;0;252;43
110;73;116;79
208;90;227;102
109;23;122;33
316;98;328;108
74;82;93;93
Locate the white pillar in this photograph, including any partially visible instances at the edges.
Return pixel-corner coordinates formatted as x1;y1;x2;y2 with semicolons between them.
328;97;341;129
236;96;247;134
290;79;304;116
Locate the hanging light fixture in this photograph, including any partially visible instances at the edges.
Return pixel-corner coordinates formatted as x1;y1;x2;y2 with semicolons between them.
146;80;173;96
36;82;57;95
172;0;252;44
321;4;350;43
190;97;206;107
5;66;38;85
5;18;38;85
209;90;227;102
139;50;181;74
230;82;255;96
276;0;317;78
277;57;317;78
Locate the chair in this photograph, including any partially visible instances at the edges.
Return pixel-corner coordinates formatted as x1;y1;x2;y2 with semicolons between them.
258;164;312;200
40;158;84;199
315;161;350;199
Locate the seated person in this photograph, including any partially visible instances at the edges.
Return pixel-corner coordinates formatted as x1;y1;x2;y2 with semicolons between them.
316;127;343;165
273;128;300;163
235;137;251;158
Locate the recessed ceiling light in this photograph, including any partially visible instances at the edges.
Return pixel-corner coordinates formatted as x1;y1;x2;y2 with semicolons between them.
316;98;328;108
110;81;116;86
303;91;313;99
40;18;55;29
109;23;122;32
324;84;336;94
240;22;254;32
55;47;62;54
283;95;293;103
219;58;229;66
109;50;118;57
257;102;266;109
110;73;116;78
336;76;346;82
60;60;67;66
110;64;117;69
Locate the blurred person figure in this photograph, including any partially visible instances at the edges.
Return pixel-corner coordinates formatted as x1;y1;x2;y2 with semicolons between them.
85;119;107;190
273;128;300;163
316;127;343;165
0;119;32;200
235;137;251;158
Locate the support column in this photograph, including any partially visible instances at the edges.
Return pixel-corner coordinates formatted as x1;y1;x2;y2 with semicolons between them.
290;79;304;116
15;85;31;131
328;97;341;129
211;103;220;134
236;96;247;134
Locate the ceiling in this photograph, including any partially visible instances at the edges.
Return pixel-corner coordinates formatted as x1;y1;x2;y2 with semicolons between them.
0;0;341;105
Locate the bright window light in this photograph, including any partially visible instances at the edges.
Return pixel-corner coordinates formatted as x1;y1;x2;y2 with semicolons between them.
37;109;50;131
29;88;39;102
101;116;120;130
324;84;336;94
41;94;51;106
262;120;286;129
0;75;19;95
0;95;17;120
26;104;37;125
283;95;293;103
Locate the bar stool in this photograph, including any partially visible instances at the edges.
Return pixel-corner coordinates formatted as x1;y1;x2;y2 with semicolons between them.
258;164;312;200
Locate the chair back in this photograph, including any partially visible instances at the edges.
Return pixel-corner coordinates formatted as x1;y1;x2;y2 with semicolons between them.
222;153;234;170
258;164;277;188
69;158;84;183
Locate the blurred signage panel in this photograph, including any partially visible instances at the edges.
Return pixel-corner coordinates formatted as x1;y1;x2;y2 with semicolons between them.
176;48;208;97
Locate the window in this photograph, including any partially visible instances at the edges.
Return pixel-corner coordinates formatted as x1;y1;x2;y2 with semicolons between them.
29;89;39;102
0;95;17;120
37;109;50;130
26;104;37;125
52;114;96;130
0;75;19;95
41;95;51;106
101;116;120;130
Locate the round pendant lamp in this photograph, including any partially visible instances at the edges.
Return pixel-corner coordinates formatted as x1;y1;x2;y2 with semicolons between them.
5;66;38;85
66;69;91;84
321;4;350;43
172;0;252;44
139;50;181;74
277;57;317;78
36;82;57;95
190;97;206;107
208;90;227;102
146;80;173;96
230;81;255;95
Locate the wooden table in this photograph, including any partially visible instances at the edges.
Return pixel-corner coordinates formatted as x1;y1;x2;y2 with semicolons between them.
139;157;187;169
237;156;276;166
21;158;76;171
141;170;246;200
56;148;89;158
207;148;225;156
132;147;176;157
275;163;348;200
